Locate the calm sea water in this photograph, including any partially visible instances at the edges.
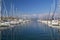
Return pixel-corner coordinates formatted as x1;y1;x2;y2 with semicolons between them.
1;21;60;40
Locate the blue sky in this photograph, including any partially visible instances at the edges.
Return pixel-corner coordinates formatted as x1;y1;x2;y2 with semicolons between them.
2;0;53;15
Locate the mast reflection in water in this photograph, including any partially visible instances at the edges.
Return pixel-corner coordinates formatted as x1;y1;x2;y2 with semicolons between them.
1;21;60;40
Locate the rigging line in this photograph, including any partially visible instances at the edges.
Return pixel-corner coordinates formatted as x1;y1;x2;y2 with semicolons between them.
46;0;55;40
52;0;57;20
48;3;51;20
2;0;8;17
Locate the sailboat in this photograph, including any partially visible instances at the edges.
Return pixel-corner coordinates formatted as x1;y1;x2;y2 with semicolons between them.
9;5;20;25
0;0;10;27
48;0;60;26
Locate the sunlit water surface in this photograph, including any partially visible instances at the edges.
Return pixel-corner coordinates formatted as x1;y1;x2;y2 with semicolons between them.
1;21;60;40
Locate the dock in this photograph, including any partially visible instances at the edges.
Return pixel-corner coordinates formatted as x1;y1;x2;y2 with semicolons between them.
37;20;60;29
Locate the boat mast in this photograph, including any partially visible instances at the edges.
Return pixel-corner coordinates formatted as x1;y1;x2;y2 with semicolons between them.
12;4;14;18
48;4;51;20
0;0;2;21
16;8;17;19
3;0;8;20
52;0;60;20
10;3;14;19
57;0;60;19
52;0;56;20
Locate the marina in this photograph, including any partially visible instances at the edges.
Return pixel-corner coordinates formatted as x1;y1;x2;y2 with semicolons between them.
0;0;60;40
0;0;31;30
37;20;60;29
1;21;60;40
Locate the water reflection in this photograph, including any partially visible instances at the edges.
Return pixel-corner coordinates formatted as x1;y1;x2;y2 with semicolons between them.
1;21;60;40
